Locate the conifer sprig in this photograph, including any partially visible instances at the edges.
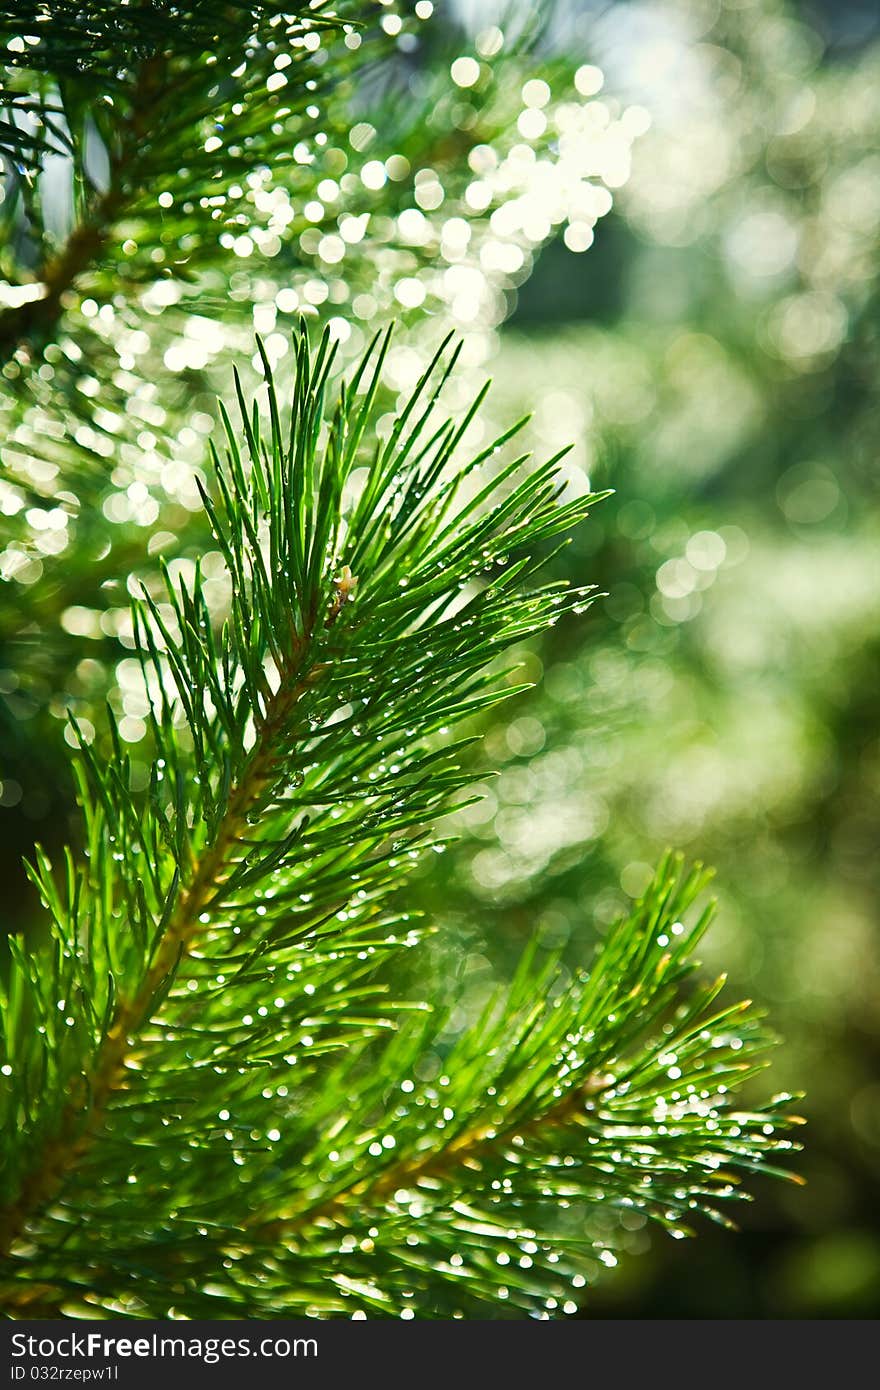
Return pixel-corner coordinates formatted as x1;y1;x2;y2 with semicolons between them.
0;331;800;1319
0;327;610;1313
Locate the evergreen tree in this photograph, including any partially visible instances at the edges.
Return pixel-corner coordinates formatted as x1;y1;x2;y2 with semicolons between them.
0;2;800;1319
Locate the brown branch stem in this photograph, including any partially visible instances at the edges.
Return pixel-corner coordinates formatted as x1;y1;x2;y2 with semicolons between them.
251;1071;614;1245
0;188;124;360
0;54;168;361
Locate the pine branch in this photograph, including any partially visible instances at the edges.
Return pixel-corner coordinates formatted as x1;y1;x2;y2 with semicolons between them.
0;325;607;1315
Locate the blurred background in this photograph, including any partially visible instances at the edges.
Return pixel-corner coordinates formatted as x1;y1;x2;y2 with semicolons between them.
1;0;878;1316
429;0;880;1316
